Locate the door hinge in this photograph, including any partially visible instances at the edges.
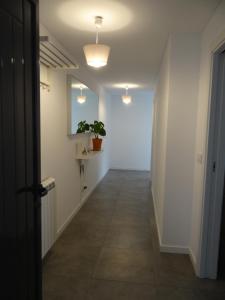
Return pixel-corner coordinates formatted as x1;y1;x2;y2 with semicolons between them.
213;161;216;172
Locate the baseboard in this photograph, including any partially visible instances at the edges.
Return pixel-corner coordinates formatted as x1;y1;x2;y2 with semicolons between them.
151;186;163;246
110;168;150;172
188;247;199;275
151;186;190;255
56;170;108;239
152;186;199;272
56;196;86;239
160;244;189;254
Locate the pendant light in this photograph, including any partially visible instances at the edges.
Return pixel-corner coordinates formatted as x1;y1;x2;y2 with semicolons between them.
122;86;132;104
83;16;110;68
77;86;86;104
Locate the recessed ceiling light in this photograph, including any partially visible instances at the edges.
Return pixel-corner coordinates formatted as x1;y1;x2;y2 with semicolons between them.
114;83;140;89
72;83;88;89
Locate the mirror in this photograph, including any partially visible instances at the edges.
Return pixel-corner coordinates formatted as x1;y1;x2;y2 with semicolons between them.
67;75;99;135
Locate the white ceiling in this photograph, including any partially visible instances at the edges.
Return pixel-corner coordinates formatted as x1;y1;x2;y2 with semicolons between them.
40;0;221;93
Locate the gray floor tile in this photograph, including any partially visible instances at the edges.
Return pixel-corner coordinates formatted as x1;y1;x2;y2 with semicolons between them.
43;169;224;300
93;247;155;284
154;253;196;288
111;210;150;226
59;222;109;248
104;224;153;250
156;286;225;300
82;196;116;213
155;287;197;300
196;289;225;300
43;274;89;300
43;243;101;278
88;279;156;300
73;209;113;226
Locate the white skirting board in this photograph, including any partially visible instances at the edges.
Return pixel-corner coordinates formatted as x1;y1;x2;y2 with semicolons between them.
151;187;197;273
56;172;107;239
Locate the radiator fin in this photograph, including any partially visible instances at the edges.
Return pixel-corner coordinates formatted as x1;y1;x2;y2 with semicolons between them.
41;177;56;258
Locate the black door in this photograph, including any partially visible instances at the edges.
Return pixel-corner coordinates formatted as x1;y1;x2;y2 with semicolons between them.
218;174;225;278
218;50;225;279
0;1;41;299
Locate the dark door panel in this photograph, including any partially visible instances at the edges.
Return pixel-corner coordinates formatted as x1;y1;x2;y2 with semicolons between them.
24;1;42;298
0;10;17;299
14;20;26;192
0;1;41;299
0;0;23;21
218;51;225;279
14;19;29;299
218;174;225;278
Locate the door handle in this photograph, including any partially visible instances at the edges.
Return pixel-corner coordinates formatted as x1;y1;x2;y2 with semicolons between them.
36;184;48;197
17;184;48;197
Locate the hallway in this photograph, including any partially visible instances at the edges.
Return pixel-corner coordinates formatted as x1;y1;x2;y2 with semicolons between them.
43;170;225;299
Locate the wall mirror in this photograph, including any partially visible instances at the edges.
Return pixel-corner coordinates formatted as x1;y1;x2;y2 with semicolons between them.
67;75;99;135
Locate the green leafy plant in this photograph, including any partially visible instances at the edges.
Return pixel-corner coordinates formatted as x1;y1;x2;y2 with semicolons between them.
90;121;106;138
76;121;90;134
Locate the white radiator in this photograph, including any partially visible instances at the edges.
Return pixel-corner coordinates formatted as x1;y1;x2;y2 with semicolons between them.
41;177;56;258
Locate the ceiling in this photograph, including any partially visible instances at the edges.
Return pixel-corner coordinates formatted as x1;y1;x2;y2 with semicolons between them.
40;0;221;93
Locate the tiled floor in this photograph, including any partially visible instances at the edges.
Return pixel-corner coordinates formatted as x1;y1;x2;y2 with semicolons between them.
43;170;225;299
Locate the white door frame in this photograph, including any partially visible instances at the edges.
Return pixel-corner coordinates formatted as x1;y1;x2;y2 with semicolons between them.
200;41;225;279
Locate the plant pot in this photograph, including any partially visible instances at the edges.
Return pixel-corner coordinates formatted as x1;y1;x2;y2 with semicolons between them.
92;137;102;151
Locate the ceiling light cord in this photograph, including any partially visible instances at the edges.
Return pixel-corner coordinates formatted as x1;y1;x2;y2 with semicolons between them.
95;16;103;44
96;30;99;44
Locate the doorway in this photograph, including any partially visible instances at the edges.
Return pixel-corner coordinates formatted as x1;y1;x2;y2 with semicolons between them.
200;47;225;279
218;174;225;278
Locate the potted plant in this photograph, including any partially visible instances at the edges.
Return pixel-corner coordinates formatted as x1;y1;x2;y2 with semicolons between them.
76;120;90;134
90;120;106;151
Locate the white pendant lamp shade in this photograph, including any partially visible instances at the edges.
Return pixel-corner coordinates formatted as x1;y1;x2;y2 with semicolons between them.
122;95;132;104
122;86;132;104
77;95;86;104
77;86;86;104
84;16;110;68
83;44;110;68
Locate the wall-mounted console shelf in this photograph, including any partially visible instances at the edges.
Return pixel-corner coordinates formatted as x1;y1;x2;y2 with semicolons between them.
76;150;103;195
75;150;103;161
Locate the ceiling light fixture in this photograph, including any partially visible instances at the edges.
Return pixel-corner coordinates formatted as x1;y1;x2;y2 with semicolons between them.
122;86;132;104
77;86;86;104
83;16;110;68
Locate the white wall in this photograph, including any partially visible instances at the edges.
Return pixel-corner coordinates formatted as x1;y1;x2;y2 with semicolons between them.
152;33;201;252
40;26;111;236
151;40;171;235
190;0;225;274
163;33;201;247
152;1;225;276
110;92;153;171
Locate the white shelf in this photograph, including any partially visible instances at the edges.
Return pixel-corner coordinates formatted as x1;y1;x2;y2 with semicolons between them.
75;150;103;160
